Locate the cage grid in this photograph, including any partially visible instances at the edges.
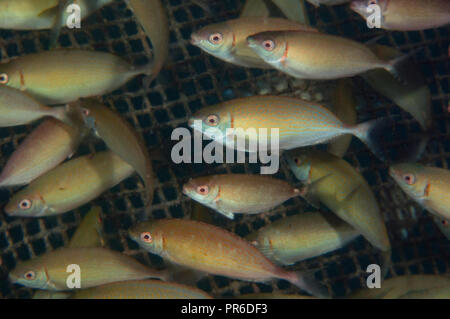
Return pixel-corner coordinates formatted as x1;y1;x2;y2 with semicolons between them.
0;0;449;299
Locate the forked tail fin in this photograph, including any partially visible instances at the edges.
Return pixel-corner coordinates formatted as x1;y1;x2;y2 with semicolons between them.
351;117;393;162
283;269;330;298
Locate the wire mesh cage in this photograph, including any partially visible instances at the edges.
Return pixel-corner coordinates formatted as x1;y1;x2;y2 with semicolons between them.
0;0;448;299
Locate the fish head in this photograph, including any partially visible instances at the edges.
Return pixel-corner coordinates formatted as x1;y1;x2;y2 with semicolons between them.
182;176;220;207
190;23;234;61
5;191;47;217
286;150;313;183
246;31;287;65
0;65;20;90
389;163;428;200
80;107;97;130
69;99;100;130
9;260;49;289
128;221;164;255
350;0;388;18
189;106;232;142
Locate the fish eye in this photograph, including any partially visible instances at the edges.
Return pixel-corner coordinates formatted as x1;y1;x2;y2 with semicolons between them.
18;199;32;210
0;73;8;84
196;185;209;195
402;174;415;185
368;0;378;5
294;158;301;166
140;232;152;243
82;108;90;117
205;114;219;126
24;271;36;280
442;220;449;227
262;40;275;51
209;32;223;45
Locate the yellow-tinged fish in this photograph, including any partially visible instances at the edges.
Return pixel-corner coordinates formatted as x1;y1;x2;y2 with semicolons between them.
182;174;301;220
129;219;329;298
327;79;357;157
68;206;104;249
189;96;390;161
247;212;360;265
389;163;450;220
247;30;405;80
0;85;67;127
71;280;212;299
4;151;135;217
286;149;391;258
363;44;431;130
237;293;317;299
126;0;169;83
433;216;450;240
0;49;152;105
400;286;450;299
9;247;167;291
73;99;154;210
351;0;450;31
0;0;112;30
190;17;317;69
0;118;84;187
349;275;450;299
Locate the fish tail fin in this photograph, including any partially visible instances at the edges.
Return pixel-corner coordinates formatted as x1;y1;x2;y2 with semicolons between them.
388;132;430;163
167;265;206;286
283;269;329;298
352;116;431;163
48;0;72;49
133;62;156;89
384;47;425;83
380;249;392;279
351;117;393;162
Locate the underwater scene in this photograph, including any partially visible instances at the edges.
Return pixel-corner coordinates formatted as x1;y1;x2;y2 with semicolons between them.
0;0;449;300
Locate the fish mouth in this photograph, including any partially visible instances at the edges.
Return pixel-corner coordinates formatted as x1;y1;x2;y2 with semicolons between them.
8;273;18;283
349;1;364;13
388;167;397;177
182;184;189;195
190;34;200;46
127;230;139;242
4;204;15;216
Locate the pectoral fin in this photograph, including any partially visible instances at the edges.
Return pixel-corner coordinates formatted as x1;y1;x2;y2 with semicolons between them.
300;173;334;208
336;183;361;203
217;209;235;220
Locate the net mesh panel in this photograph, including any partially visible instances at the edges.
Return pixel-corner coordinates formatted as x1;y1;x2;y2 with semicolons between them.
0;0;449;298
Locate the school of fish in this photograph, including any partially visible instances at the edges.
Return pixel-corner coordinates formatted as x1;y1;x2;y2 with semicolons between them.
0;0;448;301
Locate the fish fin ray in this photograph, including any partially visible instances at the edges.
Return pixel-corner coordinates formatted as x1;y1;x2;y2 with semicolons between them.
49;0;72;49
300;173;334;208
284;269;329;298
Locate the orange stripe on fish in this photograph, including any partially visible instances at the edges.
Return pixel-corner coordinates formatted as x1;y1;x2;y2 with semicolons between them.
281;41;289;66
424;182;431;197
19;70;25;90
